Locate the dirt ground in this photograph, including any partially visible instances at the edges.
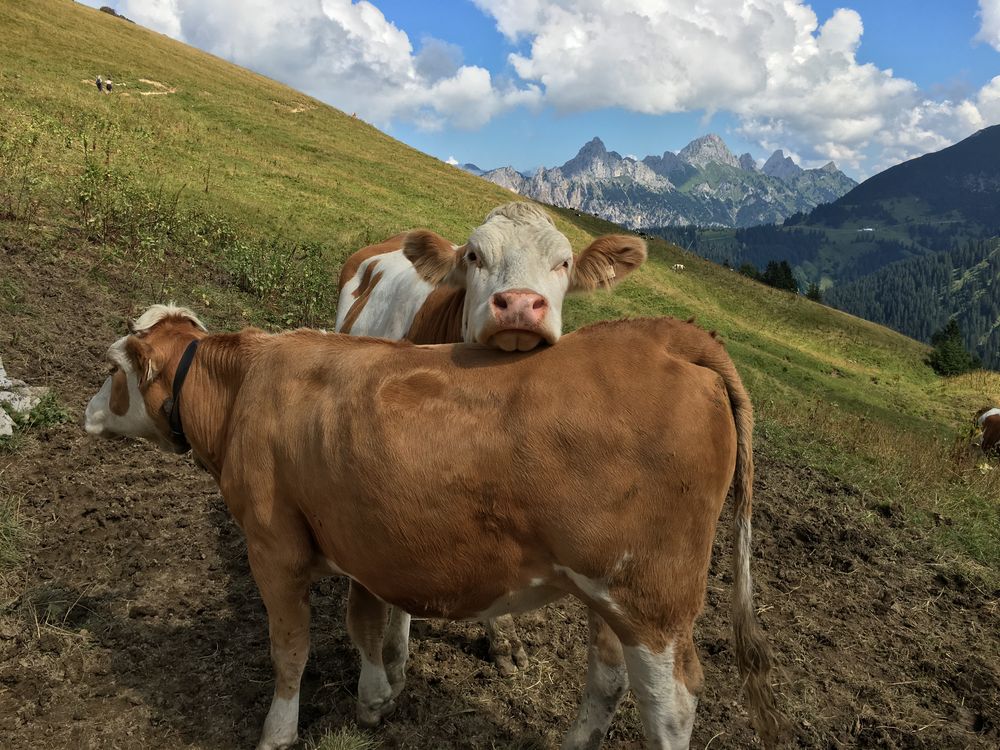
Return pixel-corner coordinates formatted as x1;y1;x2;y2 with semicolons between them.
1;237;998;749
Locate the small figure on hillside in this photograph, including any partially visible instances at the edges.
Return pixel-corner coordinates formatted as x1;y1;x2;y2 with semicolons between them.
96;75;103;92
974;407;1000;455
105;79;113;93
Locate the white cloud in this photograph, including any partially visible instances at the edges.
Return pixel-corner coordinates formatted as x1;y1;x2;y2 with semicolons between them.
117;0;540;130
445;155;459;165
475;0;1000;176
977;0;1000;51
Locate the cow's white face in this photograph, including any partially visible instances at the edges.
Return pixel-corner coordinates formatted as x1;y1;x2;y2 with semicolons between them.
404;202;647;352
460;215;574;352
84;336;171;447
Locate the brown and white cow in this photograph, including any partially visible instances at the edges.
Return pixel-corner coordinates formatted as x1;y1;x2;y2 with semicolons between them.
85;305;782;750
337;201;647;672
335;201;647;352
974;407;1000;454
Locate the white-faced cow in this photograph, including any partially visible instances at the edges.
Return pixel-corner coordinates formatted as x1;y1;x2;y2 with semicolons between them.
975;407;1000;454
85;305;782;750
336;201;647;353
336;201;648;672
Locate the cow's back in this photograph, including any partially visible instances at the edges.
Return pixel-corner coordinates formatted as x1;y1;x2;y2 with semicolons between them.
231;318;739;617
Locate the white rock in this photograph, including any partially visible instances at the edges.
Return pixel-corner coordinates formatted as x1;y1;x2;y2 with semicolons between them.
0;408;14;437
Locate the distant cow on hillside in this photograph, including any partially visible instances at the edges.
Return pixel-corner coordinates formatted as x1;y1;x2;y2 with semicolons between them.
673;263;685;271
974;407;1000;454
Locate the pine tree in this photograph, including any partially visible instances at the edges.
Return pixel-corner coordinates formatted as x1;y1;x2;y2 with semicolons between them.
927;319;980;376
806;282;823;302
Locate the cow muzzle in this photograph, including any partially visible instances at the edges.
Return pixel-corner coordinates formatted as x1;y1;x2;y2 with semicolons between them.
486;290;552;352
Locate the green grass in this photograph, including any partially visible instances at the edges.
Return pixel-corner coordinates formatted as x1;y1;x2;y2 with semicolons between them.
307;727;380;750
0;490;31;575
2;0;999;573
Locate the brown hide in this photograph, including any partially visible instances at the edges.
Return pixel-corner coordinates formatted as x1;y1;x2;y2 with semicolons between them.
982;414;1000;454
174;318;736;647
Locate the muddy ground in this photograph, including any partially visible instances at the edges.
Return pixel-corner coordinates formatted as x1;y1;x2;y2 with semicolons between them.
1;238;998;749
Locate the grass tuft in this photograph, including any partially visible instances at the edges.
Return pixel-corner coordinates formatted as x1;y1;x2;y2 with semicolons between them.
307;727;381;750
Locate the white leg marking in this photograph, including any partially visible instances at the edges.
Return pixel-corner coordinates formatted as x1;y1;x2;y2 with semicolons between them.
562;613;628;750
623;643;697;750
356;655;395;727
257;692;299;750
383;607;411;696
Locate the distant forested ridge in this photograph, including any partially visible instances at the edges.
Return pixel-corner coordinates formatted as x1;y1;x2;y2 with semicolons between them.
826;239;1000;367
645;125;1000;369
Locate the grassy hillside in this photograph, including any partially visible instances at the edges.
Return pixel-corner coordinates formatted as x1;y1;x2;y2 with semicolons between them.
2;3;998;749
2;0;997;568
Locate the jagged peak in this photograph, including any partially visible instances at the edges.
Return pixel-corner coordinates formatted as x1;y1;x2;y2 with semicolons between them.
678;133;739;169
762;149;803;182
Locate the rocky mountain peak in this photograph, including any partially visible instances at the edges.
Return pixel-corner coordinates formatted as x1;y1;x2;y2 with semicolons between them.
739;153;758;172
560;136;646;180
762;149;804;182
678;133;740;170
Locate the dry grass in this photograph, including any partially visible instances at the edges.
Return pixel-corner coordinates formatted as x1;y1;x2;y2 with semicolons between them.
307;727;381;750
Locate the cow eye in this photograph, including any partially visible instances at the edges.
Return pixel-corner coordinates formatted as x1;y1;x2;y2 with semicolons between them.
466;251;479;265
555;259;570;271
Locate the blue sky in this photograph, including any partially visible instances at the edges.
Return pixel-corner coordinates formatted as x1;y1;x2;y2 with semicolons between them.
84;1;1000;179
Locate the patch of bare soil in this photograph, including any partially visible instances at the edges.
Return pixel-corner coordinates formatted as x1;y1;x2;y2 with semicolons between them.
137;78;177;96
271;100;316;114
1;235;998;749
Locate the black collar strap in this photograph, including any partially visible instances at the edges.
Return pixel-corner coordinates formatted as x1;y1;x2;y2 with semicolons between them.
166;339;199;453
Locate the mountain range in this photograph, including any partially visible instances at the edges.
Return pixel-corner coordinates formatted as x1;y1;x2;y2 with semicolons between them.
462;134;856;228
650;125;1000;367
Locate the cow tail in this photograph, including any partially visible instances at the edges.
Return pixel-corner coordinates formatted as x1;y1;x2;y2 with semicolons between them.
718;358;785;748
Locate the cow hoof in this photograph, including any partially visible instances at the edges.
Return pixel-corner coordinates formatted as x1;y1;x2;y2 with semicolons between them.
494;653;518;677
357;697;397;728
255;732;298;750
387;666;407;698
512;642;529;669
493;644;529;676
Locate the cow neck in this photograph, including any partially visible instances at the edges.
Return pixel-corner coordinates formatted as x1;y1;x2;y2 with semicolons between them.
173;332;250;480
166;340;199;452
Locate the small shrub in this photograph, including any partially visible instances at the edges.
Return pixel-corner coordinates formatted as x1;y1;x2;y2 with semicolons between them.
308;727;381;750
23;392;71;429
0;123;45;226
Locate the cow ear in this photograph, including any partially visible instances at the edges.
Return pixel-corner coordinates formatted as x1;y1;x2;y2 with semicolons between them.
125;336;159;389
403;230;464;286
570;235;647;293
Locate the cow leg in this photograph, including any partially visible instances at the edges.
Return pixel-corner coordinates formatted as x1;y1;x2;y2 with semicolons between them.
382;607;410;697
249;547;311;750
622;633;702;750
562;610;629;750
484;614;529;675
347;581;395;727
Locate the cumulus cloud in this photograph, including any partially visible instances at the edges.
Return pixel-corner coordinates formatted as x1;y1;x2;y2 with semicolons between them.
117;0;540;130
445;155;459;165
977;0;1000;51
475;0;1000;174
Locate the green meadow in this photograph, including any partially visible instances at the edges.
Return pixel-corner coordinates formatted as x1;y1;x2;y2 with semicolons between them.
3;0;997;578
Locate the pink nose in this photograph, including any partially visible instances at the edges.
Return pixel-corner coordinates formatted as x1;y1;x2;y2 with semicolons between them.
490;289;549;328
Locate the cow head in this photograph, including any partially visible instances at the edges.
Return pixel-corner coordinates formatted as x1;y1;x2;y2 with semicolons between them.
85;304;207;452
403;202;646;352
